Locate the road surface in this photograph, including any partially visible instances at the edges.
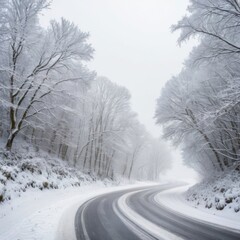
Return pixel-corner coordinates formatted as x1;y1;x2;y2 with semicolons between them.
75;184;240;240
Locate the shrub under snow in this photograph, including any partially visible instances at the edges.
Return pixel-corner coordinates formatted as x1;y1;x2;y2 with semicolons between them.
186;171;240;213
0;148;111;203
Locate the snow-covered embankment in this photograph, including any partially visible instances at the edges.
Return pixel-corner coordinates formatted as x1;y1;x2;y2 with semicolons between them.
155;183;240;232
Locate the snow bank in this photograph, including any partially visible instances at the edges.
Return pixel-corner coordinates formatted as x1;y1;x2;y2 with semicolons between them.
0;181;156;240
0;148;114;203
155;185;240;231
117;189;183;240
0;146;117;240
186;171;240;213
0;146;156;240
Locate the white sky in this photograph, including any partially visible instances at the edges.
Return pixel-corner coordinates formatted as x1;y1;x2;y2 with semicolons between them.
40;0;198;182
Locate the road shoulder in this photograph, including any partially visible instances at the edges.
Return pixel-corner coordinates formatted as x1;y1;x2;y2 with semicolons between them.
155;185;240;232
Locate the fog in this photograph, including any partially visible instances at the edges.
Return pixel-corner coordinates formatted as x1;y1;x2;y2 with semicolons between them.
40;0;198;181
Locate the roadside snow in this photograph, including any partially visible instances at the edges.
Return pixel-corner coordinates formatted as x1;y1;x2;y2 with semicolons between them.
186;171;240;213
0;182;154;240
0;144;157;240
155;185;240;232
117;190;183;240
0;149;98;203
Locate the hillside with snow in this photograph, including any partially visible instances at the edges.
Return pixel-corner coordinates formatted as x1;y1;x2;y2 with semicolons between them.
186;171;240;213
0;146;114;204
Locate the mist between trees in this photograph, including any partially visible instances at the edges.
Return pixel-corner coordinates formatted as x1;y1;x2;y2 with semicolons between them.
155;0;240;177
0;0;171;181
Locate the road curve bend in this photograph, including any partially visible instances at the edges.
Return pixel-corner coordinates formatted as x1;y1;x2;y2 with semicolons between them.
75;184;240;240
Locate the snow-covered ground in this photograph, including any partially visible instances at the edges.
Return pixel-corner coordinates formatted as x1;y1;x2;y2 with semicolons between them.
0;146;140;240
0;182;155;240
0;148;103;203
186;171;240;213
155;170;240;231
2;178;240;240
118;189;183;240
155;185;240;232
2;143;240;240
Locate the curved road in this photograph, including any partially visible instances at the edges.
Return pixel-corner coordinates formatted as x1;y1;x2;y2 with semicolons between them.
75;184;240;240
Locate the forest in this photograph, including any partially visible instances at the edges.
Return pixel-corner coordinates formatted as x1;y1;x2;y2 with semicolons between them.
156;0;240;176
1;1;240;239
0;0;170;181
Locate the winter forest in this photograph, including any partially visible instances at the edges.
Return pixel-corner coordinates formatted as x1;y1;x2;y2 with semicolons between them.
1;0;240;182
156;0;240;177
0;0;170;181
1;0;240;239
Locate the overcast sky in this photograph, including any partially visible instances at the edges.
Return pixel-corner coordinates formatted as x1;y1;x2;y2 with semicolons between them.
40;0;198;181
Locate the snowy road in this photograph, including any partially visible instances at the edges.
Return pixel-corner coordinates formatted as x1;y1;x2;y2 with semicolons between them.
75;184;240;240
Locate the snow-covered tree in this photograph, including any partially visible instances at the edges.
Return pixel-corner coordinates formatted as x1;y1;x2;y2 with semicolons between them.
156;0;240;176
0;0;171;181
0;0;94;150
173;0;240;61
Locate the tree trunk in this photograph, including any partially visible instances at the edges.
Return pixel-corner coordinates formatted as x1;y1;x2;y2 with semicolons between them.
187;108;224;171
128;154;136;180
5;132;17;151
199;129;224;171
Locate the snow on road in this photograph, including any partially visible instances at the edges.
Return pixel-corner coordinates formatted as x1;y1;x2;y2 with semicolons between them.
117;189;183;240
155;185;240;232
0;182;152;240
2;182;239;240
